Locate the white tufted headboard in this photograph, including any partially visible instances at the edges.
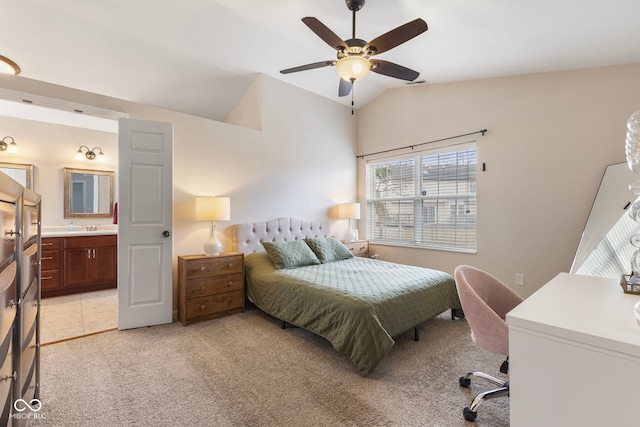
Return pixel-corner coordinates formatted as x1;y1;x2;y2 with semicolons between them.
232;217;331;254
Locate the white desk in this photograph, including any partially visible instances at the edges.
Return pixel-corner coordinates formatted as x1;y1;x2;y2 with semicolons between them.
506;273;640;427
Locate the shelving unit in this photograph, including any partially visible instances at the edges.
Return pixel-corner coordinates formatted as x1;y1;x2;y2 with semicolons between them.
0;173;42;426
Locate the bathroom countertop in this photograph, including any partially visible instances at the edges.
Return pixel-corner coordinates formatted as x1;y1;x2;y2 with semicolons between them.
41;225;118;238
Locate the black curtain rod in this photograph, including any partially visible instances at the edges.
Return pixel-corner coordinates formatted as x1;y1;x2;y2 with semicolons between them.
356;129;488;159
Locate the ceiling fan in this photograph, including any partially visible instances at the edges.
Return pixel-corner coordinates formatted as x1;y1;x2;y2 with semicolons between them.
280;0;428;97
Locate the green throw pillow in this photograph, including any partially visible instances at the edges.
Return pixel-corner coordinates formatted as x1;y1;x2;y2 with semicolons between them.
261;240;321;269
304;237;354;263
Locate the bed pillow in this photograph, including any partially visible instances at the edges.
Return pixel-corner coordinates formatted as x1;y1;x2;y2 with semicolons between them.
304;237;354;263
261;240;321;269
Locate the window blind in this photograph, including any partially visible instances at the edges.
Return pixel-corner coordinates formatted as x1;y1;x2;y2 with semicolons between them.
366;142;477;252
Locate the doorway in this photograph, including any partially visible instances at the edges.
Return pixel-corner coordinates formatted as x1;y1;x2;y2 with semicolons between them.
39;289;117;345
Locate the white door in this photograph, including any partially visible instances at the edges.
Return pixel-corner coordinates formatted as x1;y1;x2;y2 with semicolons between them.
117;118;173;330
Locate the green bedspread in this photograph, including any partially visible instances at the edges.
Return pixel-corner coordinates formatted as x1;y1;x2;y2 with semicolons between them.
244;253;461;375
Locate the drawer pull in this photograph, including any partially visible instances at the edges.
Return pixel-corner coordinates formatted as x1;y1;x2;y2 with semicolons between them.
42;243;53;247
42;276;53;280
41;256;53;260
200;266;206;271
227;263;233;268
200;304;206;310
0;371;16;382
227;281;233;287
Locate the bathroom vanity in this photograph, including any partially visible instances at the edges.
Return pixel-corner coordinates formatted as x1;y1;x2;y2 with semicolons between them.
41;228;117;298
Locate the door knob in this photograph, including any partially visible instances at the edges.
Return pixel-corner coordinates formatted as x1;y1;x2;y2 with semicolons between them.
162;230;170;237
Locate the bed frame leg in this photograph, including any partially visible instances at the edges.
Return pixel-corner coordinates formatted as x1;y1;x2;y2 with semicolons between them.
414;327;419;341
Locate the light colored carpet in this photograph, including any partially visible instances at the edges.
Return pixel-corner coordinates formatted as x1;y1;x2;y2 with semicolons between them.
29;305;509;426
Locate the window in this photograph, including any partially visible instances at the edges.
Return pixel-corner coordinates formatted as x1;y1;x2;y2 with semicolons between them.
366;142;477;252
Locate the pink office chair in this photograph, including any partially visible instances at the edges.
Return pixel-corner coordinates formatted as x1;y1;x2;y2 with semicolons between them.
454;265;523;422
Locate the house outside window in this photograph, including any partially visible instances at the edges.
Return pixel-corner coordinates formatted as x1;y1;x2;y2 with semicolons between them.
366;142;477;252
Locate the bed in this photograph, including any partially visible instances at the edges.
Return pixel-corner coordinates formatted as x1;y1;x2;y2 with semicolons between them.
232;218;462;375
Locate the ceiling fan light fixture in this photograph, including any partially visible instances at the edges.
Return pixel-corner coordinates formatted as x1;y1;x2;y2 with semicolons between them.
336;56;370;82
0;55;20;75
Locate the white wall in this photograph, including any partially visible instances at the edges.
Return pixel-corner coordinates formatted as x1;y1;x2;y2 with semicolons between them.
357;63;640;297
0;73;357;308
0;115;118;227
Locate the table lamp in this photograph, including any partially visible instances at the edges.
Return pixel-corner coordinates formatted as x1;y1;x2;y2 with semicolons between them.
338;202;360;242
195;197;230;256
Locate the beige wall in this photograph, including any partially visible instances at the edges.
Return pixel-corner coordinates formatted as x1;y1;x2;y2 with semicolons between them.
357;63;640;297
4;63;636;302
0;116;118;227
0;73;357;308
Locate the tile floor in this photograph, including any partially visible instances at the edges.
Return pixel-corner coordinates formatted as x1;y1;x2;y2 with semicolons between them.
40;288;117;345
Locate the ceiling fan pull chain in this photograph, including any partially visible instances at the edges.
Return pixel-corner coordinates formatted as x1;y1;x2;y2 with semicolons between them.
351;82;355;115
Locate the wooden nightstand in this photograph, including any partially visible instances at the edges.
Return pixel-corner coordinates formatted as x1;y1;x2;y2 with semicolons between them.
178;252;244;326
342;240;369;258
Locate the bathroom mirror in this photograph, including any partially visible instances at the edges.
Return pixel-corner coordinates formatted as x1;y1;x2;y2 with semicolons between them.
0;162;34;190
64;167;114;219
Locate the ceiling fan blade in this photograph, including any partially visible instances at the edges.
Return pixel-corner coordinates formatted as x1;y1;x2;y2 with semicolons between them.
338;78;352;97
302;17;348;51
280;60;335;74
365;18;428;55
370;59;420;81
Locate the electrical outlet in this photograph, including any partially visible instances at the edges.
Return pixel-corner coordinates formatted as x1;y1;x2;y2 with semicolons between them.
515;274;525;286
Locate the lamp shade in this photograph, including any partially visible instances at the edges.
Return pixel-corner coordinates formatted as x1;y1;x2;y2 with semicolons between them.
338;203;361;220
195;197;230;221
335;56;370;82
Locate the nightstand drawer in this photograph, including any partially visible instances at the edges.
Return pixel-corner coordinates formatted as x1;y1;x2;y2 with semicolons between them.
185;273;243;298
185;256;243;279
343;240;369;258
178;252;245;326
186;290;243;318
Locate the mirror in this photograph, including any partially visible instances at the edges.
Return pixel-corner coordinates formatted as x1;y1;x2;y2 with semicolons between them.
571;162;637;278
64;167;115;219
0;162;34;190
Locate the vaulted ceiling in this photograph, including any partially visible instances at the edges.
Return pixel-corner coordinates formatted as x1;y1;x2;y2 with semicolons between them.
4;0;640;121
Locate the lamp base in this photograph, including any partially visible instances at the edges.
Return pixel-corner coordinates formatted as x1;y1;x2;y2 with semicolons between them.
203;221;222;256
344;227;357;242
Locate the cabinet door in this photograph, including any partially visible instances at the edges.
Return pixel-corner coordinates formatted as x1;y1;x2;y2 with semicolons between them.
93;245;117;283
64;248;92;286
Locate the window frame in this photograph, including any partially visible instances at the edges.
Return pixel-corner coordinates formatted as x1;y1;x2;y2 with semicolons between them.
365;141;477;253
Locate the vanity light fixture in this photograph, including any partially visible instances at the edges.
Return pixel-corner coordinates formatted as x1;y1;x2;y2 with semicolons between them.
75;145;105;162
195;197;231;256
0;55;20;75
0;136;18;153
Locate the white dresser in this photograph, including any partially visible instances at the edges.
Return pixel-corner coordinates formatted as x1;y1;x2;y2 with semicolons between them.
507;273;640;427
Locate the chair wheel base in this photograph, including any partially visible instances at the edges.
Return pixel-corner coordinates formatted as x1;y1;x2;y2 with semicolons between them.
463;407;477;422
459;376;471;388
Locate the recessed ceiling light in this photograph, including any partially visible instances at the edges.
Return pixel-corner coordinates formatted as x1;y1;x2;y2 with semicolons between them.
0;55;20;75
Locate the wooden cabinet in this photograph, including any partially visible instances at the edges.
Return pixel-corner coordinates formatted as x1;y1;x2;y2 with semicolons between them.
64;235;117;287
178;252;244;326
342;240;369;258
41;237;62;293
42;234;117;298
